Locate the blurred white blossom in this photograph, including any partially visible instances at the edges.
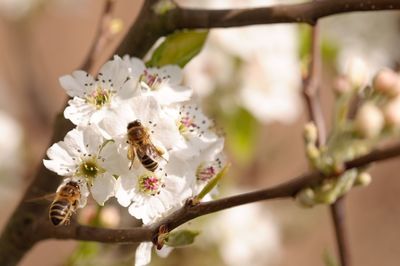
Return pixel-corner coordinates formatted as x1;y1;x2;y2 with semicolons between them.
182;0;302;123
322;12;400;82
0;110;23;175
203;203;281;266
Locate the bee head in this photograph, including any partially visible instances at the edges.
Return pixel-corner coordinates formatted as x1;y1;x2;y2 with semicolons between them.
127;119;142;130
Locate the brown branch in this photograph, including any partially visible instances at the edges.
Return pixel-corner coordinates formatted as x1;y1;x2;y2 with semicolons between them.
45;141;400;244
303;23;326;145
81;0;116;74
171;0;400;30
330;196;351;266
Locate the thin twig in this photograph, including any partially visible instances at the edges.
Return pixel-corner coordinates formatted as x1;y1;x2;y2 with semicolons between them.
81;0;116;74
330;197;350;266
44;141;400;244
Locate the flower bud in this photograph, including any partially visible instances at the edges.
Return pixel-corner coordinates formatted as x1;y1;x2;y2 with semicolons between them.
333;75;352;95
373;68;400;97
304;122;318;144
355;102;384;138
306;143;320;161
78;205;97;225
295;188;316;208
343;56;369;88
383;96;400;127
355;172;372;186
99;206;120;228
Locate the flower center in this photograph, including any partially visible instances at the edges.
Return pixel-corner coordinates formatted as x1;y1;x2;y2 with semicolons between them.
140;70;163;91
86;87;112;109
196;163;216;182
178;115;198;135
138;174;162;196
77;158;105;183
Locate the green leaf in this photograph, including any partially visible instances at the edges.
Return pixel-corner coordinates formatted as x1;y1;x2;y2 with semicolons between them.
147;30;208;67
165;229;200;247
195;164;230;202
224;107;259;164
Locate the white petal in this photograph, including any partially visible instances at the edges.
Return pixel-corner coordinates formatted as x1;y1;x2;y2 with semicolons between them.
135;242;153;266
100;140;130;175
82;126;103;155
156;245;173;258
128;57;146;79
64;97;94;126
59;70;94;98
46;142;75;165
97;111;129;139
98;56;130;91
43;159;74;176
154;84;192;105
159;65;183;85
90;173;117;206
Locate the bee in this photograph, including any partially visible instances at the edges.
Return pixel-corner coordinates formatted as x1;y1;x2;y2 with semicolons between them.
49;181;81;226
127;119;166;172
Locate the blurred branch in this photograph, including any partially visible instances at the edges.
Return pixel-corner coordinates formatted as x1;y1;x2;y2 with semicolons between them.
46;141;400;244
81;0;117;74
303;23;326;145
171;0;400;29
330;196;351;266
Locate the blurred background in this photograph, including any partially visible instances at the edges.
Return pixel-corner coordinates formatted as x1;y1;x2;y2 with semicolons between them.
1;0;400;265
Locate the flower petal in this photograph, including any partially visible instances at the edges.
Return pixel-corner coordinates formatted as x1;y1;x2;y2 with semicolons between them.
135;242;153;266
90;173;117;206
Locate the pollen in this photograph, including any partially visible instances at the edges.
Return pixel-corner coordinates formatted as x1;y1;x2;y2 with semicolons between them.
196;163;216;182
138;174;163;196
140;70;163;91
178;115;198;134
86;86;113;109
77;158;105;182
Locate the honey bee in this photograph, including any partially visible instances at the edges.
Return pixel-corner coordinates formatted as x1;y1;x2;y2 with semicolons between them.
49;181;81;226
127;119;166;172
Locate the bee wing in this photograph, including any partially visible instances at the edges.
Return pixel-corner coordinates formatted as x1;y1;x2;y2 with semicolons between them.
26;193;56;203
141;143;167;162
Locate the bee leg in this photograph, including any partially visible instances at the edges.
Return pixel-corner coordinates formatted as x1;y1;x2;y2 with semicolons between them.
154;146;168;162
127;147;136;170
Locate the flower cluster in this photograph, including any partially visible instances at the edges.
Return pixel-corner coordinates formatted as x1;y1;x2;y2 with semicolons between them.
44;55;226;227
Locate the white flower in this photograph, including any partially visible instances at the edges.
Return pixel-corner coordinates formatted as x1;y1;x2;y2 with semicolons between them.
60;55;137;126
187;139;225;197
98;95;186;171
43;126;122;205
0;111;23;175
165;102;219;158
123;56;192;106
183;0;302;123
116;166;191;224
203;203;281;266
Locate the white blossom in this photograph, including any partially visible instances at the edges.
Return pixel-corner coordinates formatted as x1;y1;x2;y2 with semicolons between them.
123;56;192;106
60;56;137;126
165;101;219;158
43;126;122;205
116;165;191;224
98;95;187;173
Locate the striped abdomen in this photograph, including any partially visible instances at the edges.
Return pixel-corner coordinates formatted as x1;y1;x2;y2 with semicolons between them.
49;198;73;226
138;152;158;172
